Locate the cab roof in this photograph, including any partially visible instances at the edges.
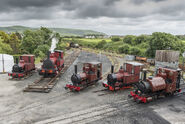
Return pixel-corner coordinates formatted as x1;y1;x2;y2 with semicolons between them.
21;54;35;57
54;50;63;53
125;62;144;66
84;62;102;65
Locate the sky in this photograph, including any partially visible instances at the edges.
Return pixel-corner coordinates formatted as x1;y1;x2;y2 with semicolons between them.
0;0;185;35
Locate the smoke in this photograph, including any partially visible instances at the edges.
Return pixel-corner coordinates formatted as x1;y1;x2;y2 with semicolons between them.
50;37;58;53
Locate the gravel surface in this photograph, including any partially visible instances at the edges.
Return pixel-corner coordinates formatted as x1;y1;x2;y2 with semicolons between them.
0;51;185;124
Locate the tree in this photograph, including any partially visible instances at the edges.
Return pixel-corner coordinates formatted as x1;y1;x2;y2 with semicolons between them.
9;33;21;54
134;35;149;45
118;45;130;54
96;40;106;49
146;32;179;57
111;37;120;42
21;27;53;54
0;31;10;44
130;47;141;56
123;35;136;45
0;37;12;54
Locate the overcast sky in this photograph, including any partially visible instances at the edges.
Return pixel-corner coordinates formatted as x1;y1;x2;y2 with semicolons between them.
0;0;185;35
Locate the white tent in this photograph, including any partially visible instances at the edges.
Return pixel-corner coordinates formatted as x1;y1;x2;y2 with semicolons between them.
0;54;14;73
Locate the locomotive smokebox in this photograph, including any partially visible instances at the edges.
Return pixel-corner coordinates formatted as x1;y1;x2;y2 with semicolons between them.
111;65;114;73
71;74;81;86
107;74;117;86
16;58;18;64
75;65;77;74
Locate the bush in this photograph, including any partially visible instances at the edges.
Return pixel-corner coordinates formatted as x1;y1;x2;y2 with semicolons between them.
130;47;141;56
33;49;45;58
118;45;130;54
123;35;136;45
134;35;149;45
111;37;120;42
96;40;106;49
146;32;179;57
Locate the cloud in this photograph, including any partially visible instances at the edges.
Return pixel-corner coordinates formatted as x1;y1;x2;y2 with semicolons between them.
0;0;185;35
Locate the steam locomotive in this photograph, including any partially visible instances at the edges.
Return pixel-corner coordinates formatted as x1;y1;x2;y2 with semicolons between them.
38;50;64;78
103;62;144;91
8;55;35;78
65;62;102;91
130;67;182;103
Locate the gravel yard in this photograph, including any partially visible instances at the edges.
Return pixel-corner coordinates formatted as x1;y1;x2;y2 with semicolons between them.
0;51;185;124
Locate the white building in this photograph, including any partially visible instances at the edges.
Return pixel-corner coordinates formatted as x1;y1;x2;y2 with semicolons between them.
0;54;14;73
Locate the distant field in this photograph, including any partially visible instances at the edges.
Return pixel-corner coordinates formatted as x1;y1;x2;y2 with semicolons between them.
63;38;111;43
79;38;111;43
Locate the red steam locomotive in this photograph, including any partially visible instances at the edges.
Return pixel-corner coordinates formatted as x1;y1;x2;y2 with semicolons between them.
130;67;182;103
8;55;35;78
38;50;64;78
103;62;144;91
65;62;102;91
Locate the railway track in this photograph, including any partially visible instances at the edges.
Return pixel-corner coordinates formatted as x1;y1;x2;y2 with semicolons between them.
23;50;80;93
91;53;121;96
34;86;185;124
35;99;137;124
102;53;120;80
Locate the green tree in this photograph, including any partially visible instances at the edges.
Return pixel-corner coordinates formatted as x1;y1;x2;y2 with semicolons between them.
111;37;120;42
96;40;106;49
146;32;179;57
9;33;21;54
0;37;12;54
123;35;136;45
118;45;130;54
130;47;141;56
134;35;149;45
0;31;10;43
21;27;53;54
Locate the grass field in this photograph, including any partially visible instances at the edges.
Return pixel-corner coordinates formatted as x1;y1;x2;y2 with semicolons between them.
79;38;111;43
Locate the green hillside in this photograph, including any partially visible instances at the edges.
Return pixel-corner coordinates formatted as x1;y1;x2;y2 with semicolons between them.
0;26;106;36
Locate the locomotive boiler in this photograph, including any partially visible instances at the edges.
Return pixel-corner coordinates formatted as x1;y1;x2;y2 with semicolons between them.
38;50;64;78
103;62;144;91
130;67;182;103
8;55;35;78
65;62;102;91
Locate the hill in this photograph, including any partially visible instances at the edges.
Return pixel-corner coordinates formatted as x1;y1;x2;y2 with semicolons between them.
0;26;106;36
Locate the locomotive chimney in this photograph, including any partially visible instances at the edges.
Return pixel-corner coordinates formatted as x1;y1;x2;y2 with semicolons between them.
143;69;147;81
111;65;114;73
47;51;50;59
16;58;18;64
75;65;77;74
